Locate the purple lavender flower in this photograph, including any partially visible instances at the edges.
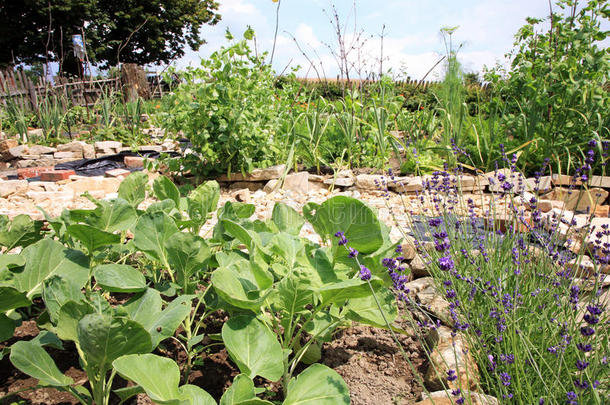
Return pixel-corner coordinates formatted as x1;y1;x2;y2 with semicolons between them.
446;369;457;382
439;256;455;271
566;391;577;405
574;379;589;390
359;265;371;281
587;304;602;316
583;314;599;325
429;218;443;227
575;360;589;371
500;372;511;386
348;247;358;258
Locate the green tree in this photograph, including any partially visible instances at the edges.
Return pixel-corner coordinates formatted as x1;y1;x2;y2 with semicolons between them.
0;0;220;76
485;0;609;173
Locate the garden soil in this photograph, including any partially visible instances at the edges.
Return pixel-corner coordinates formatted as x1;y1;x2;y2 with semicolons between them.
1;316;426;404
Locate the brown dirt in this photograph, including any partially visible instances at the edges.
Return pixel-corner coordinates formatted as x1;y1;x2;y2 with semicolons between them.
0;321;85;405
1;312;426;405
322;324;425;405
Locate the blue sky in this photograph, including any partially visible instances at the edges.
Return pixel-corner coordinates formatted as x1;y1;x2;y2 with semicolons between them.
174;0;562;80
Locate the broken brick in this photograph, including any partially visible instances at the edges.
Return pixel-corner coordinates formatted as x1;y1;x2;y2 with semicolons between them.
39;169;76;182
17;166;55;179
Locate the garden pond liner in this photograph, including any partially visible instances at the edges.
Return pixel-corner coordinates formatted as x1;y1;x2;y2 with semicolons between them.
53;149;180;177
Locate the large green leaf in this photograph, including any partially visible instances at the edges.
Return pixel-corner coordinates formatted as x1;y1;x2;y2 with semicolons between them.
133;211;179;265
272;203;305;235
317;278;380;305
30;330;64;350
123;288;162;328
283;364;350;405
222;315;283;381
165;232;211;288
187;180;220;228
9;340;73;387
55;301;95;342
94;264;147;293
0;286;31;312
0;314;15;342
222;219;259;250
0;214;43;250
179;385;217;405
220;374;273;405
118;171;148;207
42;276;85;322
15;239;89;299
148;295;193;348
0;254;25;270
113;353;180;402
270;233;304;271
276;273;313;316
211;267;269;311
343;287;397;328
302;311;338;342
113;354;215;405
303;196;383;254
153;176;181;208
77;313;152;371
301;248;340;288
67;224;121;252
248;247;274;290
88;197;137;232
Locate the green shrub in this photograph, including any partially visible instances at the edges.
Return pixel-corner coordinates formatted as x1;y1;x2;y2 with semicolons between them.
161;30;282;178
485;0;609;174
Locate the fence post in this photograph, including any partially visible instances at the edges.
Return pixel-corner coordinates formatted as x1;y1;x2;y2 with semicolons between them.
25;74;38;113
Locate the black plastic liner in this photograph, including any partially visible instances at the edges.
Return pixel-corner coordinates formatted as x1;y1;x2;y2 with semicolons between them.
55;149;179;176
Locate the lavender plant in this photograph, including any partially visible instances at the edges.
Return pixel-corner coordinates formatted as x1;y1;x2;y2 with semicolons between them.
384;142;609;403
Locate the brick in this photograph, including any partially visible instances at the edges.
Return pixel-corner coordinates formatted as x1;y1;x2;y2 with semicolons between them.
105;168;131;178
40;170;76;182
17;166;55;179
124;156;145;168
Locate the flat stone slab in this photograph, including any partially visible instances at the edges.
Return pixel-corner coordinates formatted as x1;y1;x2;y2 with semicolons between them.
217;164;286;182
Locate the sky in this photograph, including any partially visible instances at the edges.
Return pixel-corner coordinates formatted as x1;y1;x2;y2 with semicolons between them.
173;0;562;81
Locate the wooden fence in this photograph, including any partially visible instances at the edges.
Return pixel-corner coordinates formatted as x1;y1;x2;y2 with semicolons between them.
0;64;167;112
0;70;122;112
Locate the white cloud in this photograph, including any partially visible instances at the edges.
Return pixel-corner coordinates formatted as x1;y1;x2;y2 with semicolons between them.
295;23;322;50
219;0;263;19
